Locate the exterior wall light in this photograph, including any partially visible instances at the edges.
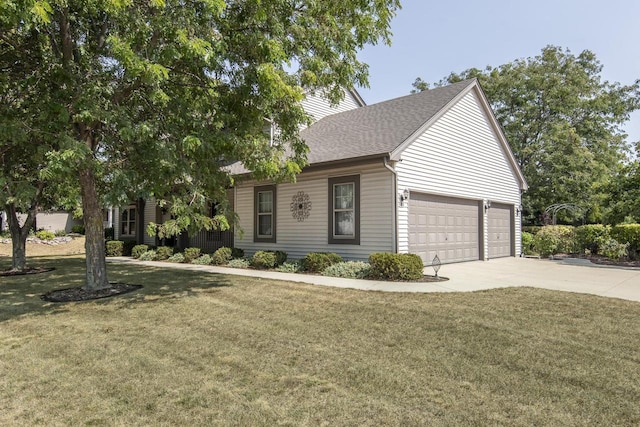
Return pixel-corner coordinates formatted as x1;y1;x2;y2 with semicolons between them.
484;200;492;213
400;188;410;206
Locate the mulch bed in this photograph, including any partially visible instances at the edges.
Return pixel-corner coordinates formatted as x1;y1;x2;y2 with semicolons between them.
41;282;143;303
0;267;56;277
583;254;640;268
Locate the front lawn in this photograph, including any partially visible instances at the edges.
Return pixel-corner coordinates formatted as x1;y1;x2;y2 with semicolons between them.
1;256;639;425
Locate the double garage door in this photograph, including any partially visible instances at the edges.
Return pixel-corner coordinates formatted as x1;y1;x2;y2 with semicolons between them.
408;193;513;264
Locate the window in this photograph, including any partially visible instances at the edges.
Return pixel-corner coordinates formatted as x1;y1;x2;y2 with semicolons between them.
254;185;276;243
328;175;360;244
121;206;136;236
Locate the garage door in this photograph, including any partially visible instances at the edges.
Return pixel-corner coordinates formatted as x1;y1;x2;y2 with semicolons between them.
488;203;513;258
408;193;480;264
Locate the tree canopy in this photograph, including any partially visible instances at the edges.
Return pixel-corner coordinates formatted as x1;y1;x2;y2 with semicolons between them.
1;0;400;288
413;46;640;223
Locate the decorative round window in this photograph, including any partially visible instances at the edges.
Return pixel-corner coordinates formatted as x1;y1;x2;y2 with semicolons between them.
290;191;312;222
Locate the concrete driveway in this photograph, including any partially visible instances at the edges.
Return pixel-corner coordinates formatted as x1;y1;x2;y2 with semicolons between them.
435;257;640;302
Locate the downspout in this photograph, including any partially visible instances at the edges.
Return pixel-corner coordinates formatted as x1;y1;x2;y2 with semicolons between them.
383;156;398;253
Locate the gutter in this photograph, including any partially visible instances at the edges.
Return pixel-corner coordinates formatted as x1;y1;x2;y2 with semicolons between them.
383;156;398;254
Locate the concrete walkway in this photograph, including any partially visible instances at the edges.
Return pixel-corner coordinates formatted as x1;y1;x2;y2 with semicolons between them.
107;256;640;302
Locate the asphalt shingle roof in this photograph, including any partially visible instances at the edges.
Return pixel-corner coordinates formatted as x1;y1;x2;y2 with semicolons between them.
300;79;476;165
229;79;476;175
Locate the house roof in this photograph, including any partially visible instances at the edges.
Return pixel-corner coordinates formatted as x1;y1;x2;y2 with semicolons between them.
229;79;527;189
299;79;475;165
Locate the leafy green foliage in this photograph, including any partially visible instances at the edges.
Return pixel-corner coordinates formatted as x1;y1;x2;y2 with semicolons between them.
521;232;535;255
251;251;278;269
211;247;233;265
139;250;157;261
192;254;213;265
227;258;250;269
122;240;138;257
2;0;400;288
301;252;343;273
132;245;150;259
368;253;423;281
611;224;640;260
600;238;629;261
35;230;55;241
54;230;67;237
417;46;640;223
605;160;640;224
322;261;371;279
273;251;288;266
105;240;124;257
575;225;610;255
71;225;85;234
155;246;173;261
167;253;185;263
230;248;245;259
104;227;115;241
532;226;576;257
183;248;201;263
276;261;303;273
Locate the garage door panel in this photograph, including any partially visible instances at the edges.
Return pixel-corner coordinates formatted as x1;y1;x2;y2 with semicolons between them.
409;194;480;264
488;203;512;258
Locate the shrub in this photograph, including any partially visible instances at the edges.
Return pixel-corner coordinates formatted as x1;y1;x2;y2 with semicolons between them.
36;230;55;240
193;254;213;265
611;224;640;260
139;250;156;261
532;225;576;257
368;253;424;281
167;252;185;263
183;247;201;263
122;240;137;256
71;224;85;234
276;261;303;273
106;240;124;257
155;246;173;260
322;261;371;279
575;224;610;255
132;244;149;259
104;227;115;241
600;238;629;260
228;258;250;269
252;250;278;269
231;247;245;259
274;250;288;266
211;247;233;265
522;226;542;235
521;231;535;255
54;229;67;237
302;252;343;273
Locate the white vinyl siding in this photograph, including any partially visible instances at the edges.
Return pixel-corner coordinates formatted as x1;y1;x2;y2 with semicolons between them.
396;90;523;257
301;88;362;125
235;163;394;260
143;199;156;245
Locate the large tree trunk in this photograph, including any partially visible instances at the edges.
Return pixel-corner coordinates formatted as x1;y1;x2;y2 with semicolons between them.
6;203;35;272
79;164;109;291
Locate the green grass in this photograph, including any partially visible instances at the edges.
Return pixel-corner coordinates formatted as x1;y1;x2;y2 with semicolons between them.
1;255;639;426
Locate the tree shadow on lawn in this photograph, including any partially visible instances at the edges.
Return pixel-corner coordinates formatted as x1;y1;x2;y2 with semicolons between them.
0;255;232;323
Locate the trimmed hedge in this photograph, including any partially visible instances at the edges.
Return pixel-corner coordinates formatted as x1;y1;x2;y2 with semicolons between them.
322;261;371;279
302;252;343;273
611;224;640;260
71;224;85;234
532;225;576;257
132;244;149;259
368;253;423;281
231;247;245;259
575;224;610;255
36;230;55;240
155;246;173;260
106;240;124;257
521;231;535;255
193;254;213;265
139;250;156;261
252;251;277;269
211;247;233;265
183;247;201;263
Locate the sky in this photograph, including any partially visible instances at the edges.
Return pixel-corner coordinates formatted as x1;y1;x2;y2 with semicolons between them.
356;0;640;145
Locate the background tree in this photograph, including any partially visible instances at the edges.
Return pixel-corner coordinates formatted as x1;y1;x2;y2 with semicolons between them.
605;143;640;224
2;0;400;290
413;46;640;223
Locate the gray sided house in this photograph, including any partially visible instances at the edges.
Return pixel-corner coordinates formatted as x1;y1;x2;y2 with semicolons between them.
115;79;527;264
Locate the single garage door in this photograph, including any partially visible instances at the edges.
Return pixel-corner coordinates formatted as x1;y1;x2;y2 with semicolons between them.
488;203;513;258
408;193;480;264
